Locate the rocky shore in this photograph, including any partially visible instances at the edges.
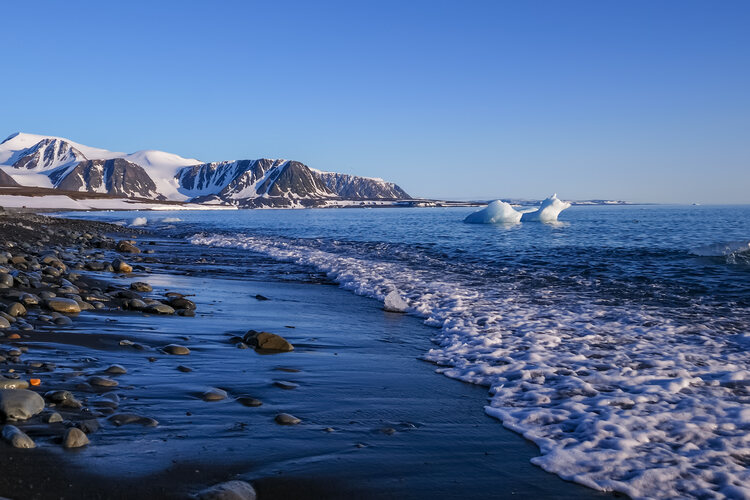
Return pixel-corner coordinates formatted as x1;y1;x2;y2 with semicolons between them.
0;212;265;499
0;211;611;500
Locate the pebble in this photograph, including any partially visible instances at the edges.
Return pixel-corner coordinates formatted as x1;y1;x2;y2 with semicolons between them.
130;282;152;292
63;427;90;448
244;330;294;352
42;411;63;423
236;396;263;407
273;381;299;390
177;365;193;372
112;258;132;273
147;303;175;315
108;413;159;427
163;344;190;355
2;425;36;448
0;389;45;420
45;297;81;314
274;413;301;425
88;376;119;387
193;481;257;500
6;302;27;317
202;388;228;402
105;364;127;375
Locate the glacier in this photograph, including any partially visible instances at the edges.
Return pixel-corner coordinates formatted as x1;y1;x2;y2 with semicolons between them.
464;194;571;224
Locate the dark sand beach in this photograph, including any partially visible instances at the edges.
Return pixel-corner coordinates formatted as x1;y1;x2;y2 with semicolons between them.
0;212;616;499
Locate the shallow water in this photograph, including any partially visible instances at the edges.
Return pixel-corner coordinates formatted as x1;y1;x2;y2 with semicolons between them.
63;205;750;499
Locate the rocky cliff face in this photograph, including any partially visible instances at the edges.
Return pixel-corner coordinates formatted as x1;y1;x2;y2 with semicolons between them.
11;138;86;171
315;171;410;199
0;169;19;187
50;159;164;199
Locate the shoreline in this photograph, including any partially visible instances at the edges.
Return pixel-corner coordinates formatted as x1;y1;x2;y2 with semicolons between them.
0;211;616;499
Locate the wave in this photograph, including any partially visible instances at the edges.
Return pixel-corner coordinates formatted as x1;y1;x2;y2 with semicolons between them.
464;194;571;224
191;232;750;499
691;240;750;264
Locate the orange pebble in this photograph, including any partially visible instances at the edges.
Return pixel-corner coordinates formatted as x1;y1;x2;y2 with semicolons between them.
29;379;41;386
7;333;20;339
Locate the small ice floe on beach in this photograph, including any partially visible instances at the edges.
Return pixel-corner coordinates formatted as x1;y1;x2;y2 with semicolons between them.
383;290;409;313
464;194;571;224
130;217;148;227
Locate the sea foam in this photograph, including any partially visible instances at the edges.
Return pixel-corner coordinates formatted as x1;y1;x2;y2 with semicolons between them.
191;232;750;499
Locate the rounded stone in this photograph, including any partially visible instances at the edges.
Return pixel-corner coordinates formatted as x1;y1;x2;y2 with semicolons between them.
2;425;36;448
88;376;119;388
45;298;81;314
193;481;257;500
274;413;301;425
0;389;45;420
63;427;90;448
163;344;190;355
6;302;27;317
105;364;127;375
201;388;228;402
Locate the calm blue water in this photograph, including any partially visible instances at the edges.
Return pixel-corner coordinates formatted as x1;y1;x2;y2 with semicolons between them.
62;205;750;498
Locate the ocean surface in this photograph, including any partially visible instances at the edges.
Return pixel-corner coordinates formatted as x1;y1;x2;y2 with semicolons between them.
63;205;750;499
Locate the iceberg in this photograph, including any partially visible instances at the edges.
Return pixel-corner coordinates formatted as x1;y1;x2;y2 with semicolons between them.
464;194;571;224
463;200;522;224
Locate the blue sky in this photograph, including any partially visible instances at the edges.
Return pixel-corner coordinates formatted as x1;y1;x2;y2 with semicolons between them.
2;0;748;203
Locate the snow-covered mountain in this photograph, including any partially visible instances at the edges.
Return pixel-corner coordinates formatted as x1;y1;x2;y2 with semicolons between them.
0;132;411;206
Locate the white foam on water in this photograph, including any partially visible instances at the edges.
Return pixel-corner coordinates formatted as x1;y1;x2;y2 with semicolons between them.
131;217;148;227
191;233;750;499
691;240;750;265
161;217;182;223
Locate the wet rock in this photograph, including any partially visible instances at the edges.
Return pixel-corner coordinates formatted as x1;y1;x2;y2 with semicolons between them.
147;303;175;315
0;378;29;390
44;298;81;314
42;410;63;423
177;309;196;317
202;388;228;402
2;424;35;448
236;396;262;407
112;258;132;273
116;240;141;254
0;317;10;329
75;419;100;434
108;413;158;427
44;390;82;408
130;282;152;292
54;316;73;326
169;297;196;310
274;413;301;425
235;342;249;349
105;364;127;375
193;480;257;500
0;389;45;420
273;381;299;390
163;344;190;355
6;302;26;317
177;365;193;372
63;427;90;448
19;293;40;306
244;330;294;353
88;376;118;388
0;273;13;288
254;294;269;301
126;298;147;310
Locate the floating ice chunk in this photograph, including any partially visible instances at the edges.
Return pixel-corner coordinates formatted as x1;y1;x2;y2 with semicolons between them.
383;290;409;313
161;217;182;223
464;194;570;224
464;200;522;224
131;217;148;227
520;194;571;222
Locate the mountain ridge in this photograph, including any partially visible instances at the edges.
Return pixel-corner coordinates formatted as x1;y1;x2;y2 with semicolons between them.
0;133;411;207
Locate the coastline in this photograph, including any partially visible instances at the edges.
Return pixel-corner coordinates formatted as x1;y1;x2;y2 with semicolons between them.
0;211;616;499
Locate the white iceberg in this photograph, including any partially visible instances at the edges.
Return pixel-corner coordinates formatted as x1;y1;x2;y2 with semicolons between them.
463;200;522;224
464;194;571;224
383;290;409;313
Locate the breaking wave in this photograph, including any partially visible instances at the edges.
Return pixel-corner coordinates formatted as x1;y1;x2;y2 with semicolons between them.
190;231;750;500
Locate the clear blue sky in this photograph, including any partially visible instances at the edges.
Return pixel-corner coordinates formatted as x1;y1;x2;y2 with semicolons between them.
2;0;748;203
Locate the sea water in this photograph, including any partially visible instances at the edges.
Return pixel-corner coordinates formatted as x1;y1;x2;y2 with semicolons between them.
64;204;750;499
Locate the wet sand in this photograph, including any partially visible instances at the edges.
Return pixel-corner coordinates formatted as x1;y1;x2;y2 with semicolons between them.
0;215;619;499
